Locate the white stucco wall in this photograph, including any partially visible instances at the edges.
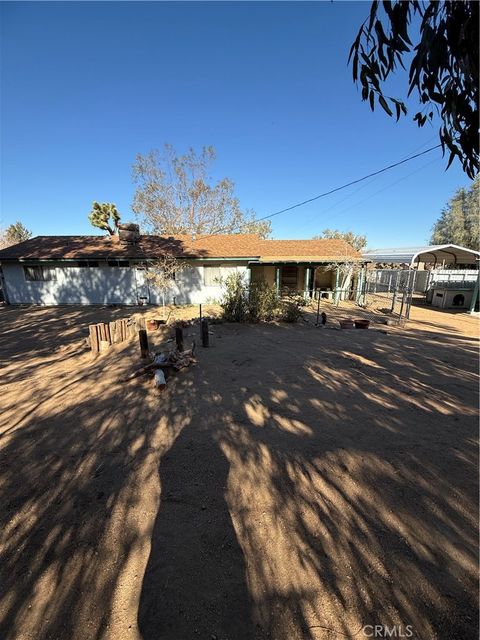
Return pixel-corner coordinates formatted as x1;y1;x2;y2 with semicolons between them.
149;263;249;305
1;261;250;306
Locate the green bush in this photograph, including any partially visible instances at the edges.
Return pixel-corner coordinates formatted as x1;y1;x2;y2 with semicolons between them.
220;274;305;323
219;272;248;322
247;280;279;322
279;294;306;322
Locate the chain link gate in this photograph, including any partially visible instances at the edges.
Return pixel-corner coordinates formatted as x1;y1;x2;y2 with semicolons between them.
362;269;417;324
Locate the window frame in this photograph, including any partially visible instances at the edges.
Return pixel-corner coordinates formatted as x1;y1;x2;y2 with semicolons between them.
23;265;57;282
203;265;223;286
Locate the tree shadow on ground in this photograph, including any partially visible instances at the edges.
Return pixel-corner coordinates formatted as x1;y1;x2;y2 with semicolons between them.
139;322;479;640
0;314;478;640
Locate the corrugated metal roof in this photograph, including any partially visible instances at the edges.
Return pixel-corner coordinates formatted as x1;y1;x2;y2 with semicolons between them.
362;244;480;265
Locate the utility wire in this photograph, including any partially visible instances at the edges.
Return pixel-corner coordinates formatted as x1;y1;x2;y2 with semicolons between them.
298;155;442;234
200;143;442;239
294;135;441;234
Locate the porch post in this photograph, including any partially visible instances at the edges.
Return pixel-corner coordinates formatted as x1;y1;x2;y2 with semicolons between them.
334;266;340;304
303;267;310;300
275;266;281;294
356;267;363;303
469;269;479;314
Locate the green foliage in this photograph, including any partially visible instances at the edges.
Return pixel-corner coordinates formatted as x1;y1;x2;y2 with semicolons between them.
278;292;306;322
132;144;271;238
219;272;249;323
314;229;367;251
430;176;480;252
246;279;280;322
1;221;32;247
220;274;305;323
88;202;121;236
350;1;479;178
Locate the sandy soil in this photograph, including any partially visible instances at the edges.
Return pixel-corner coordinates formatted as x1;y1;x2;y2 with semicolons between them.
0;301;478;640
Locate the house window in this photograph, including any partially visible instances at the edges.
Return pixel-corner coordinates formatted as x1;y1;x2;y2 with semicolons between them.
76;261;99;267
107;260;130;267
23;265;56;281
204;266;222;286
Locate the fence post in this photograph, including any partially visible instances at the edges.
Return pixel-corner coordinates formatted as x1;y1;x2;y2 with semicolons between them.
201;318;209;347
175;327;184;352
139;329;149;358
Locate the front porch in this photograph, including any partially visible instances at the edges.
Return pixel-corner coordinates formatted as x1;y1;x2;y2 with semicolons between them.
249;263;356;301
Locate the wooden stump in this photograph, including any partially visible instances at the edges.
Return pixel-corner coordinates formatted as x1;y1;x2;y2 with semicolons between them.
139;329;149;358
175;327;184;352
89;324;100;353
201;318;209;347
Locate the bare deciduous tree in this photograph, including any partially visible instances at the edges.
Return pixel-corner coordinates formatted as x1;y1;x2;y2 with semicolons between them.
132;144;271;238
143;252;190;317
314;229;367;252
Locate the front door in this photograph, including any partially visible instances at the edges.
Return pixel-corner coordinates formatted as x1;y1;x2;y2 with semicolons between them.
135;267;150;304
281;266;298;291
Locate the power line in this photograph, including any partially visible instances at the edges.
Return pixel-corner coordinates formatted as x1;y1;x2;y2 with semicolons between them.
294;135;441;234
200;143;442;238
307;156;442;232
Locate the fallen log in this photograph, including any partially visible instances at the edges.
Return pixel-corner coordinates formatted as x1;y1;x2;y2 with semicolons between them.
153;369;166;391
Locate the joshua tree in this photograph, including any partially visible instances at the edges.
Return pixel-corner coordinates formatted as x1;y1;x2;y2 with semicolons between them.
88;202;121;235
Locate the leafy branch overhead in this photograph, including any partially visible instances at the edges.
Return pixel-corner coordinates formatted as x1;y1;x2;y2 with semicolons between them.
88;202;121;235
349;1;479;178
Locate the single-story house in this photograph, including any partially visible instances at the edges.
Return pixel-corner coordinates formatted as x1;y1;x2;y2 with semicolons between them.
0;233;361;305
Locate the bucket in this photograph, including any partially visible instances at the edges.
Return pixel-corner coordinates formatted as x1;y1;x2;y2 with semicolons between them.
354;319;370;329
147;319;159;331
339;320;354;329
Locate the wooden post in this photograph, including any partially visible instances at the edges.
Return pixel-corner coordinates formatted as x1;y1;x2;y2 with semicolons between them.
175;327;184;352
315;292;321;326
199;303;202;322
97;323;106;342
469;270;479;314
139;329;149;358
109;321;116;343
105;323;111;345
334;266;340;305
303;267;310;301
89;324;99;353
201;318;209;347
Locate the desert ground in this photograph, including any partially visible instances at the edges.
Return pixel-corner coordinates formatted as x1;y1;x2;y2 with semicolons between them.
0;300;478;640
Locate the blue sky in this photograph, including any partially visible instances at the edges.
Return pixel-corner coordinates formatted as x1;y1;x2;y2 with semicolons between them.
0;1;472;248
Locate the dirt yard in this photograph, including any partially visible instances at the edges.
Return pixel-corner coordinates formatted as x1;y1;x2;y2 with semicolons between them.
0;301;478;640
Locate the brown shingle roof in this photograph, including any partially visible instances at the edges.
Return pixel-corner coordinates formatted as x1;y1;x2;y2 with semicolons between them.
0;234;360;262
255;239;359;261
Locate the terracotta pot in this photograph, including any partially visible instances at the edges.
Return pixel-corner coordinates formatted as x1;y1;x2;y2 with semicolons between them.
147;319;159;331
354;319;370;329
339;320;354;329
